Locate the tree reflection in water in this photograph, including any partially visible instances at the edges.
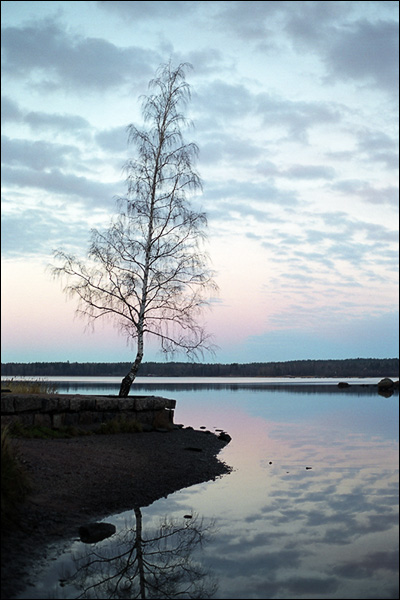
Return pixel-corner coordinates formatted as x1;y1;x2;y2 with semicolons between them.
61;508;218;599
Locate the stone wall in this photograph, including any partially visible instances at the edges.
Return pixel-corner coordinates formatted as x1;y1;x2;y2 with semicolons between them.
1;393;176;431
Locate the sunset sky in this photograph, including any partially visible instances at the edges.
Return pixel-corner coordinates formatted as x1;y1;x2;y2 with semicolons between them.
1;1;399;365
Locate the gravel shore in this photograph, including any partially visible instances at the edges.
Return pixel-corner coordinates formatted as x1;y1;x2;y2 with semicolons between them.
1;427;232;599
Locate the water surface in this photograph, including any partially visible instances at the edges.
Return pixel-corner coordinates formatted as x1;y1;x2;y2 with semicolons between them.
15;380;399;599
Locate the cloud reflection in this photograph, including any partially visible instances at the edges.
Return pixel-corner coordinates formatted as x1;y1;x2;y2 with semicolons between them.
191;390;398;599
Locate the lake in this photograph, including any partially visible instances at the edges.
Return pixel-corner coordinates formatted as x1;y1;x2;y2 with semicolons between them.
12;377;399;599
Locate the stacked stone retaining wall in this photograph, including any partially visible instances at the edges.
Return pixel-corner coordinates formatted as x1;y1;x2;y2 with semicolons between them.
1;393;176;431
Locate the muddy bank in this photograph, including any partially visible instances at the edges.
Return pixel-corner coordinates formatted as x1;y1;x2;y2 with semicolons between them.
1;427;231;599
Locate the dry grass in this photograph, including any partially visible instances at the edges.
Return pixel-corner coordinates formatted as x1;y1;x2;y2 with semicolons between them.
2;378;58;394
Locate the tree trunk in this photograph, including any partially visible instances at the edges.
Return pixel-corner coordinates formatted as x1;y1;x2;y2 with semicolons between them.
119;342;144;397
118;374;134;398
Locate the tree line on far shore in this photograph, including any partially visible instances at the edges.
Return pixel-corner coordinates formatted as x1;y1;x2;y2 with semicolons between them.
1;358;398;378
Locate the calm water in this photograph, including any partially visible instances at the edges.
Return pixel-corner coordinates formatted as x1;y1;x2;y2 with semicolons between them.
14;378;399;599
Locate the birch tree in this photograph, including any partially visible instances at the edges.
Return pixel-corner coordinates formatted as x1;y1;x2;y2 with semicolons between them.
52;62;216;397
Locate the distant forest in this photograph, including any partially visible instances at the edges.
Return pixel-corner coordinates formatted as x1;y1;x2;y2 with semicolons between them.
1;358;398;378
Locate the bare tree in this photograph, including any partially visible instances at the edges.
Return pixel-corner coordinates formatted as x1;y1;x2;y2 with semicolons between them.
52;62;217;397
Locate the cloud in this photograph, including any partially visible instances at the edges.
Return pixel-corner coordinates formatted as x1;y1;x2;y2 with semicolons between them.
182;48;233;76
1;18;159;92
95;126;129;154
199;134;337;181
202;180;298;226
78;2;400;100
216;0;289;42
319;212;399;245
355;127;399;168
191;0;398;102
96;0;206;22
1;96;24;122
195;80;255;123
325;19;399;91
199;132;266;165
255;93;343;142
1;206;90;258
252;208;398;282
281;164;336;180
332;180;398;207
285;1;349;47
25;110;92;134
2;165;119;207
2;94;92;133
285;5;399;94
1;135;79;171
196;80;344;143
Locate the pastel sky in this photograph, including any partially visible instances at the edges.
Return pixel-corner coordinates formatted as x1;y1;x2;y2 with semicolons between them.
1;1;399;365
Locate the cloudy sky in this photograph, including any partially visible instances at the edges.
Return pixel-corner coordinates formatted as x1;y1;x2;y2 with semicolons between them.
1;1;399;365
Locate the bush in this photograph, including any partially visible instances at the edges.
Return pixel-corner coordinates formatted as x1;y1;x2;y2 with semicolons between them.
1;426;32;527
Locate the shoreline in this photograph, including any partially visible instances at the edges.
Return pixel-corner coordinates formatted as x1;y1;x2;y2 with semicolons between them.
1;427;232;599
